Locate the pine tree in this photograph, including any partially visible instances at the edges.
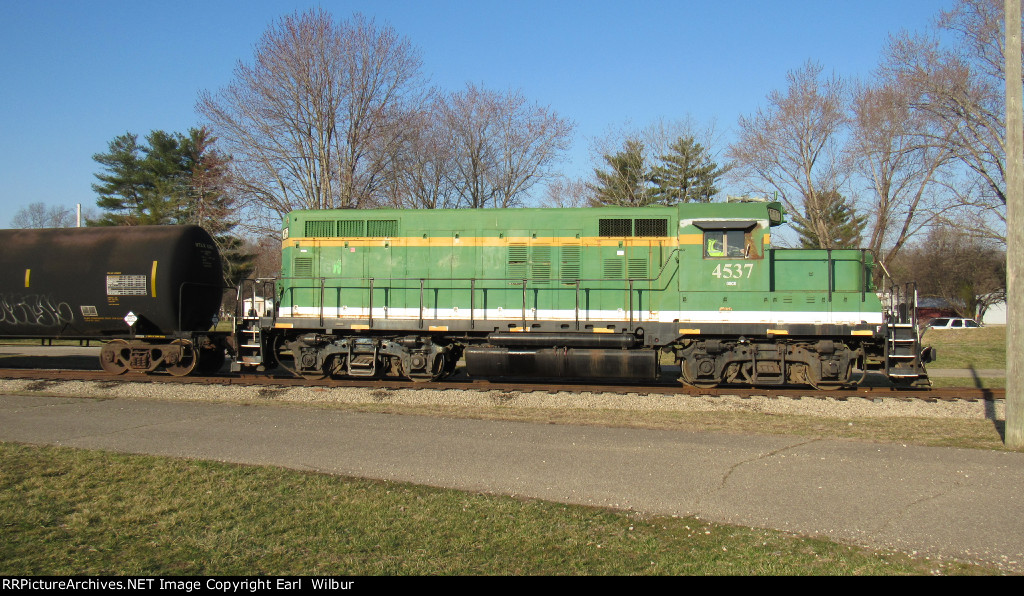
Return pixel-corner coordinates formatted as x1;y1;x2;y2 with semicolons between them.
588;140;652;206
91;130;190;226
92;127;254;284
790;190;867;248
649;136;727;204
181;128;254;285
91;133;150;225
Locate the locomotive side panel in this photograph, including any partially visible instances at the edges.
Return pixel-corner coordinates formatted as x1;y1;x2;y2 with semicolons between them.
255;201;928;387
278;207;682;327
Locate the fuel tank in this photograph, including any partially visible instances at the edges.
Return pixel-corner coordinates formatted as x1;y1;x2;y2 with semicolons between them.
464;346;659;380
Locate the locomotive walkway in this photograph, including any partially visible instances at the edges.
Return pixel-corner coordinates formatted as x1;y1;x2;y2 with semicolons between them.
0;391;1021;573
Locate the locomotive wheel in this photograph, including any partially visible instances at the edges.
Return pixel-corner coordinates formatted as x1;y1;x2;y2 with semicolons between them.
325;355;348;379
296;349;328;379
271;336;301;377
684;380;720;389
405;352;447;382
804;362;851;391
809;380;844;391
271;336;327;379
99;339;130;375
166;339;198;377
680;360;719;389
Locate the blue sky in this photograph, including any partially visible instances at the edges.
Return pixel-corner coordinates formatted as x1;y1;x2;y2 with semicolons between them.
0;0;953;227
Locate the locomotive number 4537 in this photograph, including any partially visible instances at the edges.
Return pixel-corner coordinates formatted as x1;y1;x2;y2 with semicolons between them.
711;263;754;279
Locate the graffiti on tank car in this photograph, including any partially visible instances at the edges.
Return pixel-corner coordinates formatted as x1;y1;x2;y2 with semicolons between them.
0;293;75;328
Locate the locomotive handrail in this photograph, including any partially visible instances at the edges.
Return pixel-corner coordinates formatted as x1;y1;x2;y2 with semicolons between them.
522;279;528;330
269;247;882;332
766;247;875;300
271;249;682;288
827;249;832;303
234;278;278;319
270;247;683;331
860;249;866;303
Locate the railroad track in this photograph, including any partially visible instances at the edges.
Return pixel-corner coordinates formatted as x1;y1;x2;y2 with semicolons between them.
0;367;1003;402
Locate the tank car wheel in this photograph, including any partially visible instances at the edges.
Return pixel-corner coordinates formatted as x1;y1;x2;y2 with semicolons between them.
197;345;226;375
165;340;198;377
99;339;130;375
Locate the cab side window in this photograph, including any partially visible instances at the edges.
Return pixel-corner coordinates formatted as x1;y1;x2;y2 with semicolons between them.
704;230;749;258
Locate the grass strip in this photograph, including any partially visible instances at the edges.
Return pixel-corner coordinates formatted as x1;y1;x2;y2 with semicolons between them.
328;403;1010;450
0;442;994;576
923;326;1005;370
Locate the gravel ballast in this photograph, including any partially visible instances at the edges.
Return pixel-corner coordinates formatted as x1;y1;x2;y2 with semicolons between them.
0;378;1004;422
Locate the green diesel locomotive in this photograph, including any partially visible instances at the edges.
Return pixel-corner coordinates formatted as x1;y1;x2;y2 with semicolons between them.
234;200;931;388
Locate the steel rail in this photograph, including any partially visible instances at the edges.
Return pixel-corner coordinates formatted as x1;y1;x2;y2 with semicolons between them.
0;367;1003;402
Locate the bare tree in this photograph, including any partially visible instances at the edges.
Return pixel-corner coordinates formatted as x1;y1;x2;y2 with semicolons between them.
894;225;1006;320
637;116;727;169
846;77;956;268
383;99;461;209
197;10;428;227
728;61;849;248
878;0;1022;242
11;203;75;228
441;83;574;208
539;176;592;208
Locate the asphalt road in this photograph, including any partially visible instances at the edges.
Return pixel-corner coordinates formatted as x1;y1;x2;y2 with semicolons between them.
1;391;1022;572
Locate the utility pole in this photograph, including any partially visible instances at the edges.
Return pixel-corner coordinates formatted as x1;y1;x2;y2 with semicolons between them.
1006;0;1023;448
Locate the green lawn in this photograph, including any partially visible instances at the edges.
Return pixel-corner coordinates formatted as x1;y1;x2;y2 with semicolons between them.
0;443;995;576
922;325;1006;371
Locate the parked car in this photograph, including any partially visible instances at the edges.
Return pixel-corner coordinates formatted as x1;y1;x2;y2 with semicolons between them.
925;317;981;330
